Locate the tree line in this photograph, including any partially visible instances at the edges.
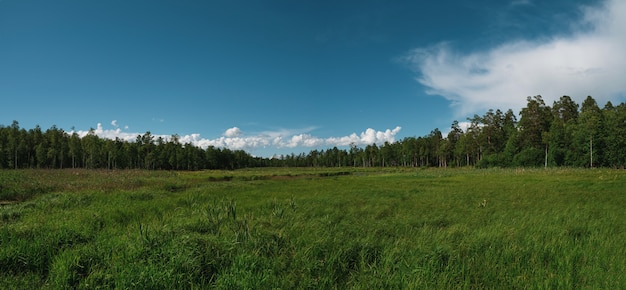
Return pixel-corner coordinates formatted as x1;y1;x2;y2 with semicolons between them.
275;95;626;169
1;95;625;170
0;123;265;170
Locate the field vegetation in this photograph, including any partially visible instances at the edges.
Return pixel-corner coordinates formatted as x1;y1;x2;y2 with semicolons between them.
1;167;625;288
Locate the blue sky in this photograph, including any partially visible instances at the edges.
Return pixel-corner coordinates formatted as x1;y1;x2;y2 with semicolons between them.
2;0;624;157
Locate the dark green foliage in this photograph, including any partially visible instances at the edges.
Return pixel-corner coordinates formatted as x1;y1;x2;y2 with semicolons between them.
2;95;626;170
513;147;545;167
0;123;262;170
278;95;626;168
476;153;509;168
518;95;553;149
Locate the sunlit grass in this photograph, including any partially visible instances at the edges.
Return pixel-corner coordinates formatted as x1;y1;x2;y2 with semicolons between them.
1;167;625;288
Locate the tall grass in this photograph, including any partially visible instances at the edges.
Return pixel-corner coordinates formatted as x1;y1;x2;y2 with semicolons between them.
0;168;625;288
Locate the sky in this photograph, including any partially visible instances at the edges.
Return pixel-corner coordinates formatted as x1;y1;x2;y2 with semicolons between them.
1;0;624;157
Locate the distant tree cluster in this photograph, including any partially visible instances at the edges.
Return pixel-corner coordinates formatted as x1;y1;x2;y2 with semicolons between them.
275;95;626;169
0;122;264;170
1;95;625;170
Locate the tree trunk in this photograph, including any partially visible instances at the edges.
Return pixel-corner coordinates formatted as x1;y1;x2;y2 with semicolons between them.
543;144;548;168
590;136;593;168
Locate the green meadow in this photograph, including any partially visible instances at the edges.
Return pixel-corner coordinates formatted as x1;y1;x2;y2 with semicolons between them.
1;168;625;289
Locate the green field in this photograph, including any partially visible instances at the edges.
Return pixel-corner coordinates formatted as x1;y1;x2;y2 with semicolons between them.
1;168;625;289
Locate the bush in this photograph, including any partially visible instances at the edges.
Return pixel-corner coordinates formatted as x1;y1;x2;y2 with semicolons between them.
513;147;544;167
476;153;510;168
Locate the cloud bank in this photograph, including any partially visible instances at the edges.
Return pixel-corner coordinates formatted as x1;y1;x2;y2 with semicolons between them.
73;122;402;153
409;0;626;117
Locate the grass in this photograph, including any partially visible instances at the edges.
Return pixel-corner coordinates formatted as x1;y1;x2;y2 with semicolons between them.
1;167;625;288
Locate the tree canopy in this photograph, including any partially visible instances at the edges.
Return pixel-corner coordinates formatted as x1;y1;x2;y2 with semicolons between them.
2;95;626;170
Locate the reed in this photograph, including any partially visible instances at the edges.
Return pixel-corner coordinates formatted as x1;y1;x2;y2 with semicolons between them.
0;167;625;288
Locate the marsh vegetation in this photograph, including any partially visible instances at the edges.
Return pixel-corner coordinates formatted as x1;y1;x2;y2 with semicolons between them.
1;168;625;288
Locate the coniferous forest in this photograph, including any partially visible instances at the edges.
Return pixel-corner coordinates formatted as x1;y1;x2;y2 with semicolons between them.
2;95;625;170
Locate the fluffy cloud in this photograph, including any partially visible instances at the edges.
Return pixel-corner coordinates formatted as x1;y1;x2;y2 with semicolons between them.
74;123;138;142
204;126;402;150
72;122;402;153
223;127;242;138
408;0;626;118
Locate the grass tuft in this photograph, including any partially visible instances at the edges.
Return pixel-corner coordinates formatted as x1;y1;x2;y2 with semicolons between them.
1;168;625;288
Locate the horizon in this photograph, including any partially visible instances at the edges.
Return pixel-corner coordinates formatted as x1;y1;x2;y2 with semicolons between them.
2;0;625;158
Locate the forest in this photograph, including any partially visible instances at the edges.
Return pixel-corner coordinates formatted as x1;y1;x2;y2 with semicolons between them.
1;95;625;170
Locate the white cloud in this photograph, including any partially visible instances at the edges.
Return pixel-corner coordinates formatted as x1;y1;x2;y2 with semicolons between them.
223;127;242;138
203;126;402;150
111;120;118;127
408;0;626;118
70;123;402;153
73;123;139;142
